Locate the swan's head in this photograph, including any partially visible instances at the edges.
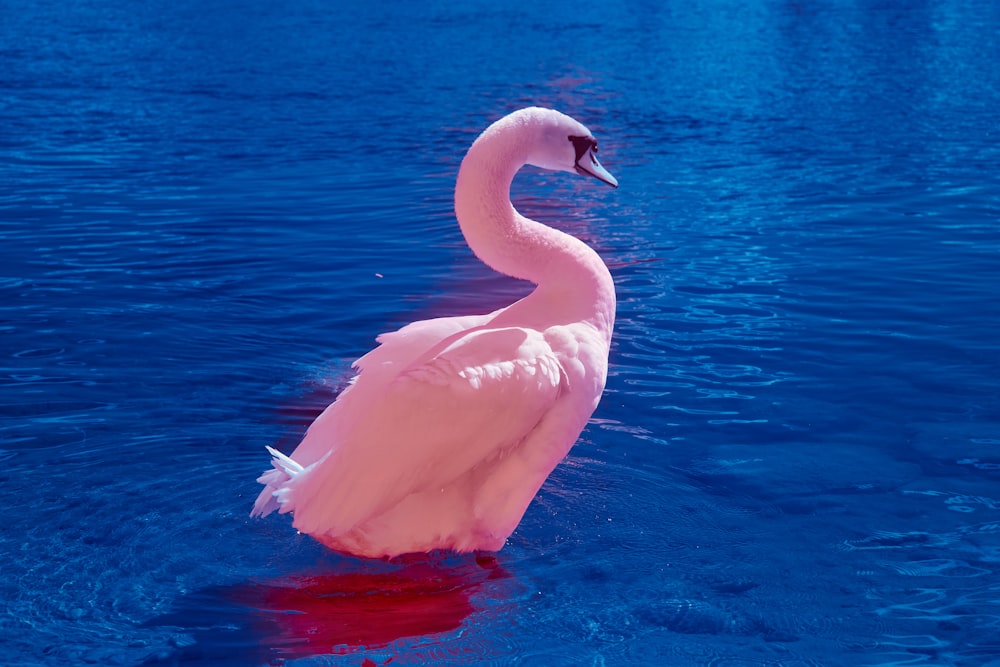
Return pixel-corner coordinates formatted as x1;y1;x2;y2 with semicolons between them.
521;107;618;189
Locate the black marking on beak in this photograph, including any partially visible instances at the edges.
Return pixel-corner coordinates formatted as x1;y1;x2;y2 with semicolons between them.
569;135;596;169
568;134;617;188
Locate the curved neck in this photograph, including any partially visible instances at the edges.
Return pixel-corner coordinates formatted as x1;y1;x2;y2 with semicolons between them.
453;119;615;337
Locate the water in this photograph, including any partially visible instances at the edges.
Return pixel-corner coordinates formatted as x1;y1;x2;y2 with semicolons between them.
2;0;999;665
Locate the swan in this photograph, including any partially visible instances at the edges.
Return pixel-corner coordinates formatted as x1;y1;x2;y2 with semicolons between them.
251;107;618;558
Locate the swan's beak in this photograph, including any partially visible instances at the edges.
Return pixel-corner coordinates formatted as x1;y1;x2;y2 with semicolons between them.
575;148;619;189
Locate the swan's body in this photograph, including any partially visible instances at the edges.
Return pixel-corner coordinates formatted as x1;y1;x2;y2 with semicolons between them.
251;107;617;558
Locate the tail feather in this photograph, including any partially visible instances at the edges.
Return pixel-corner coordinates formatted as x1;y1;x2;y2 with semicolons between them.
250;446;304;518
266;445;304;476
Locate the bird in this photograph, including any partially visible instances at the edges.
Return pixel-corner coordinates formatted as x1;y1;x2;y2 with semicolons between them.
251;107;618;559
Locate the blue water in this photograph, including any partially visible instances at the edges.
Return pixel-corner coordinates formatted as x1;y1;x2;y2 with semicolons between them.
2;0;999;664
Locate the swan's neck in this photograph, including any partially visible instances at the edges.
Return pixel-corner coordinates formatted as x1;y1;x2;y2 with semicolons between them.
454;120;615;337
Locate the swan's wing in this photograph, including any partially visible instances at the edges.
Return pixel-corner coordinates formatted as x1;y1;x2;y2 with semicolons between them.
260;313;497;476
354;311;499;374
251;312;499;519
272;326;567;537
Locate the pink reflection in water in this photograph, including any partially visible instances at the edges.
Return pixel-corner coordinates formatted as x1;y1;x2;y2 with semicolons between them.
232;556;511;660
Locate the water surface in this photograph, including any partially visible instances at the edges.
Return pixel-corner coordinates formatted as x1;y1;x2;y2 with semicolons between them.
2;1;999;665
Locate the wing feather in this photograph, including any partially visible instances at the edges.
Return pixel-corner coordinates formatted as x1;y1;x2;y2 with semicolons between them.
265;312;494;476
275;326;566;537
